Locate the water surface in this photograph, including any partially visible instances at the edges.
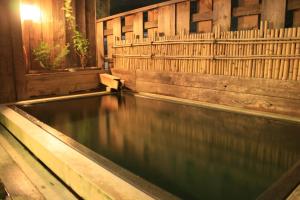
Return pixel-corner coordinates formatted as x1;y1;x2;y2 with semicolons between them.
20;93;300;200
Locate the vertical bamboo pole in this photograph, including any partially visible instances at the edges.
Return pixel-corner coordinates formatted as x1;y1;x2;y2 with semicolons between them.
283;28;292;80
296;28;300;80
290;28;297;80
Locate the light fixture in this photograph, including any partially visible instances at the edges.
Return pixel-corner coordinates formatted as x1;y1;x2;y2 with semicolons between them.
20;4;41;22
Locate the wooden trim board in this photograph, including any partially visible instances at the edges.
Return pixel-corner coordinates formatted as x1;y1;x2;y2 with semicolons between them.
0;106;156;200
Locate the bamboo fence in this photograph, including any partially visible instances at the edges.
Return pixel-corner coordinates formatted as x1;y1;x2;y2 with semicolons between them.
113;22;300;81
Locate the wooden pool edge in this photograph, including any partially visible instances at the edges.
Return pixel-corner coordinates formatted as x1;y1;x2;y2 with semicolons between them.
0;105;157;200
1;91;300;199
136;92;300;124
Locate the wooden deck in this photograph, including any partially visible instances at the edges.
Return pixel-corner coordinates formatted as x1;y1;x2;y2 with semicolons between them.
0;125;77;200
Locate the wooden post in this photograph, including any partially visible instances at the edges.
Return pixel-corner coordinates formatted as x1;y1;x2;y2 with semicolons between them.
86;0;96;67
262;0;286;28
96;22;104;68
0;0;18;102
213;0;231;32
76;0;86;37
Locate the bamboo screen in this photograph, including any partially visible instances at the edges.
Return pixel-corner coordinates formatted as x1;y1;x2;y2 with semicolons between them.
113;23;300;81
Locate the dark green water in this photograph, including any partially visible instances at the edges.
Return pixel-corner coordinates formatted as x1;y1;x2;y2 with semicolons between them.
20;93;300;200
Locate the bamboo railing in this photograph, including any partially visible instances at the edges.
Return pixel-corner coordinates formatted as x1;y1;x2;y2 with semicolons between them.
113;22;300;81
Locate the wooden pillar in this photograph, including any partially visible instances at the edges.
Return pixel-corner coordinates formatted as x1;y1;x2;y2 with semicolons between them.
86;0;96;67
96;0;110;19
76;0;86;37
0;0;17;102
96;22;104;68
10;0;27;100
262;0;286;28
176;1;190;34
213;0;231;31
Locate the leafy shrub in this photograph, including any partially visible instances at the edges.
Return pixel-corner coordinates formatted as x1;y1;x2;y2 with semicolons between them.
33;42;69;70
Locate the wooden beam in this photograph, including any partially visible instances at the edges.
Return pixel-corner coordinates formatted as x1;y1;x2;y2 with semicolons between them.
122;25;133;33
96;22;104;68
104;29;113;36
213;0;231;31
287;0;300;10
144;21;158;29
232;4;261;17
99;74;120;90
176;1;190;34
262;0;286;28
192;11;213;22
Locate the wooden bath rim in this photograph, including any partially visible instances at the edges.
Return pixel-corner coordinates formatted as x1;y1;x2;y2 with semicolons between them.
0;91;300;200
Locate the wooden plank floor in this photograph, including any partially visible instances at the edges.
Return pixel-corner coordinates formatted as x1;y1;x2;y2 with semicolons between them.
0;125;78;200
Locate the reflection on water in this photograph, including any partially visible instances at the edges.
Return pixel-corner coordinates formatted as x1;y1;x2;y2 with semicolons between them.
20;93;300;200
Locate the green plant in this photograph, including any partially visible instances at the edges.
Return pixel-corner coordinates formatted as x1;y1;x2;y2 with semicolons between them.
33;42;51;69
64;0;89;68
73;30;89;67
33;42;70;70
53;44;70;68
63;0;75;29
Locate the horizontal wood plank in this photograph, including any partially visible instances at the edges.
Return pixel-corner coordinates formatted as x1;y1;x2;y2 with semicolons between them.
104;29;113;36
233;4;261;17
192;11;213;22
136;80;300;117
144;21;158;29
26;70;103;98
287;0;300;10
122;25;133;33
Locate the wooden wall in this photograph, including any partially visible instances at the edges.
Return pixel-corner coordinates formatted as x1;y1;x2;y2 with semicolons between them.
95;0;300;117
21;0;96;71
96;0;300;66
0;0;101;103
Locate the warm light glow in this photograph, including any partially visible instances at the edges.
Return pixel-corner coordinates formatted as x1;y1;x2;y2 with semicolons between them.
20;4;41;22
